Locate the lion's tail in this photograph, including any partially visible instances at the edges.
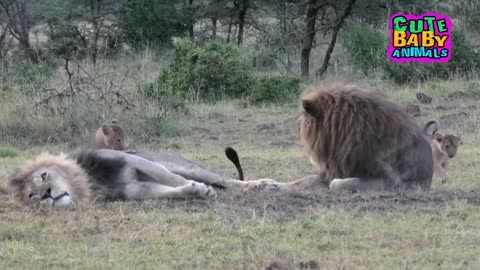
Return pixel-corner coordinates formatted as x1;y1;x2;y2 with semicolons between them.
225;147;244;181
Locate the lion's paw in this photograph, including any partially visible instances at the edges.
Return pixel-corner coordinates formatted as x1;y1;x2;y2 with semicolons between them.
183;182;217;200
243;178;281;192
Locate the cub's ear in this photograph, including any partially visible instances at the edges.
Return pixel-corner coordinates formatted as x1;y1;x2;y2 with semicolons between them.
423;120;438;136
111;118;118;124
302;99;322;118
102;125;113;135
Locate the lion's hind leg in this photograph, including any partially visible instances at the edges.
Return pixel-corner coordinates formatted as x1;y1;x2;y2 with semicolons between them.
124;181;217;200
96;149;192;187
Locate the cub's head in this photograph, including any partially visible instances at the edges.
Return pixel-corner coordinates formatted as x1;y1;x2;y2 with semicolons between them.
100;119;125;150
423;120;462;159
8;153;91;207
434;132;462;158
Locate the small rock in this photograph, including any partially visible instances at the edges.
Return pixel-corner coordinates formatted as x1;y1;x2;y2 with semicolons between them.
298;260;320;270
265;261;282;270
257;123;277;131
416;92;432;104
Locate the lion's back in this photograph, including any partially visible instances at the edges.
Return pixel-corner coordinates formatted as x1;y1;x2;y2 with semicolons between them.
300;82;433;187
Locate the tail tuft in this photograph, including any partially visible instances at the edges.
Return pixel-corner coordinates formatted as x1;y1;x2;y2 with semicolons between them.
225;147;244;181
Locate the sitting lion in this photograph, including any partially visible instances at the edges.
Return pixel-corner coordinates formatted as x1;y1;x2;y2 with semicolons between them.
91;119;126;150
239;82;434;193
423;120;462;183
8;147;275;207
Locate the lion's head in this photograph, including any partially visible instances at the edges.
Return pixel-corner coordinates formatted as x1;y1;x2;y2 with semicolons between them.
94;119;126;150
434;132;462;159
297;82;432;188
8;153;91;207
423;120;462;159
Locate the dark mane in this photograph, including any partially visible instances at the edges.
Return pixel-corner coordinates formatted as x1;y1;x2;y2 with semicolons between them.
71;149;128;200
299;82;433;188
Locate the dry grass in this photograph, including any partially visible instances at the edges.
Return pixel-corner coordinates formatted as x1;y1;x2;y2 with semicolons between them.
1;76;480;269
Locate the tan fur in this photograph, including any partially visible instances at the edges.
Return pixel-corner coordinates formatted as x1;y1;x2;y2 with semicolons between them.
8;149;283;207
8;153;92;207
91;119;126;150
258;82;434;193
423;120;462;183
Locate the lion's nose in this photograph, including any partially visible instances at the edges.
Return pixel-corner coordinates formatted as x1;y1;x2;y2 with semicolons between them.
41;187;52;200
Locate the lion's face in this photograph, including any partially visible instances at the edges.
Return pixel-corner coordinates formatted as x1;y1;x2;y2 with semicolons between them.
102;124;125;150
8;153;91;207
20;167;74;206
436;134;461;158
297;105;326;171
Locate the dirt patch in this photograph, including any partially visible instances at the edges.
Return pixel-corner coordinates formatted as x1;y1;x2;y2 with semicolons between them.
191;126;212;135
270;141;294;148
95;189;480;222
265;259;320;270
207;112;226;121
439;112;468;127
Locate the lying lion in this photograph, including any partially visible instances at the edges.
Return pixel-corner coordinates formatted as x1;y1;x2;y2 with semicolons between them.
8;147;275;207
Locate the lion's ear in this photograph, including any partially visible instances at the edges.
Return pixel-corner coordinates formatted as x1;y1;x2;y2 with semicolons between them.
302;99;322;118
102;125;112;136
423;120;438;136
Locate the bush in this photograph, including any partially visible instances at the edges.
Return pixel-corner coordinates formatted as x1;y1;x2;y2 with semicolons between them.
342;24;480;84
0;146;18;158
120;0;193;46
342;23;387;72
147;40;254;103
250;75;301;104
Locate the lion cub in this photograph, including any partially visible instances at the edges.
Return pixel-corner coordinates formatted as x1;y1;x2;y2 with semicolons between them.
91;119;126;150
423;120;462;183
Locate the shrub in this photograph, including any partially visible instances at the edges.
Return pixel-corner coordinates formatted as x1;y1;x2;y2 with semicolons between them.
342;23;387;72
0;146;19;158
342;24;480;84
250;75;301;104
148;40;254;103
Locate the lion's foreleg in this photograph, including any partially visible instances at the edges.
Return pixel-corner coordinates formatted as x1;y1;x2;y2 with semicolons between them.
329;178;386;192
281;174;327;191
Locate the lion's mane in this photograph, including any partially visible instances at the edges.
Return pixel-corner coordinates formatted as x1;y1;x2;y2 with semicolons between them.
298;82;433;188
